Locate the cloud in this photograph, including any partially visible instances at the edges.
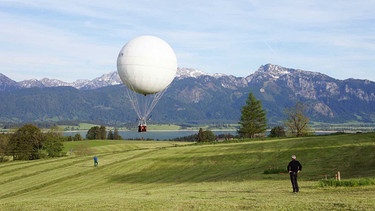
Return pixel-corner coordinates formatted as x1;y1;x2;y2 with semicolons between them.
0;0;374;81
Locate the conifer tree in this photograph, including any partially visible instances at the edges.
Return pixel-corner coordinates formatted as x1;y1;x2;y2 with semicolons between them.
238;92;267;138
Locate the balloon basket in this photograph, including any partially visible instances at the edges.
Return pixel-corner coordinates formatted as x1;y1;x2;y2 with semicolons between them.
138;125;147;132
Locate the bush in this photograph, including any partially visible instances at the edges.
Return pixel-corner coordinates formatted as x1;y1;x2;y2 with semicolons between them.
319;178;375;187
263;168;288;174
197;128;216;142
268;126;286;137
0;156;10;162
0;134;10;162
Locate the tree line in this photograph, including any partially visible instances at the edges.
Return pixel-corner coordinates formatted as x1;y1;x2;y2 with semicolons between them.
0;124;124;162
85;126;123;140
176;92;310;142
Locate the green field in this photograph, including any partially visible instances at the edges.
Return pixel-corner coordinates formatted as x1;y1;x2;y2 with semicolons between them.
0;133;375;210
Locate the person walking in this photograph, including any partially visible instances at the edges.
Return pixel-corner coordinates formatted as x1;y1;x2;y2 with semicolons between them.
287;155;302;192
93;155;98;167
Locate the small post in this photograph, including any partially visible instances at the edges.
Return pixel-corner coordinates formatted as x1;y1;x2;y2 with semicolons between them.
337;171;341;181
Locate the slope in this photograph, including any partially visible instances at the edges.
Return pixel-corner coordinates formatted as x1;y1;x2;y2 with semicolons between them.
0;133;374;210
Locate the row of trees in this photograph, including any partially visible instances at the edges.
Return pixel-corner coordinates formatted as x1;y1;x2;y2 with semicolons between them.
86;126;123;140
238;92;310;138
0;124;125;162
0;92;309;161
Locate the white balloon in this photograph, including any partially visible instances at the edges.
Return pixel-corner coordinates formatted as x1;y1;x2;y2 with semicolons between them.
117;35;177;95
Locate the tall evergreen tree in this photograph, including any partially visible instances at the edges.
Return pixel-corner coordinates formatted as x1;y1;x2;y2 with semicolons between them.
238;92;267;138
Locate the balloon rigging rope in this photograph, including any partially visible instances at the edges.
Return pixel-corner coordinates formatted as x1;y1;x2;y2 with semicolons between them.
122;78;142;120
144;85;169;119
123;85;141;119
122;79;170;124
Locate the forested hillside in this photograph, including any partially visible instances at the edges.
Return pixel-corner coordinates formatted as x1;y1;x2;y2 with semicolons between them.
1;64;375;126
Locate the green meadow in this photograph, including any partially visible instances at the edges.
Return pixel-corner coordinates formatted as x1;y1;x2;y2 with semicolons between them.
0;133;374;210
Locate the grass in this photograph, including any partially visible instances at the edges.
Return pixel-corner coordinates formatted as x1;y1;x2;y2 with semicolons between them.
263;168;288;174
319;178;375;187
0;133;375;210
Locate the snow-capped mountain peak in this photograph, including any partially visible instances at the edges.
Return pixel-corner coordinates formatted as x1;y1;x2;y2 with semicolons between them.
72;72;121;90
176;67;207;79
258;64;291;79
18;79;44;88
40;78;70;87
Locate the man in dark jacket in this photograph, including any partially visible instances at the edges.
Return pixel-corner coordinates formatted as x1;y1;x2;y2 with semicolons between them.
287;155;302;192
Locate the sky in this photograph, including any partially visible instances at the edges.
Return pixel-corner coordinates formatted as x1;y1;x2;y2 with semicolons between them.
0;0;374;82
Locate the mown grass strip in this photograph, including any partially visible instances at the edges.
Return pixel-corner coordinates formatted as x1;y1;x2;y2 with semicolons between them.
0;148;160;199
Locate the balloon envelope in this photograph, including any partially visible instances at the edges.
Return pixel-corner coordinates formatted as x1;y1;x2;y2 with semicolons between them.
117;35;177;95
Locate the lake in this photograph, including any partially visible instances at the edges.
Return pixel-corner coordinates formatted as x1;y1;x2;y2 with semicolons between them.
64;130;338;140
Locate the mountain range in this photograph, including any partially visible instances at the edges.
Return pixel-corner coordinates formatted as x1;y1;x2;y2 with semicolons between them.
1;64;375;127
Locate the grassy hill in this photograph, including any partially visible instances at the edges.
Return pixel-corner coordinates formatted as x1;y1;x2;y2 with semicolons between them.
0;133;374;210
